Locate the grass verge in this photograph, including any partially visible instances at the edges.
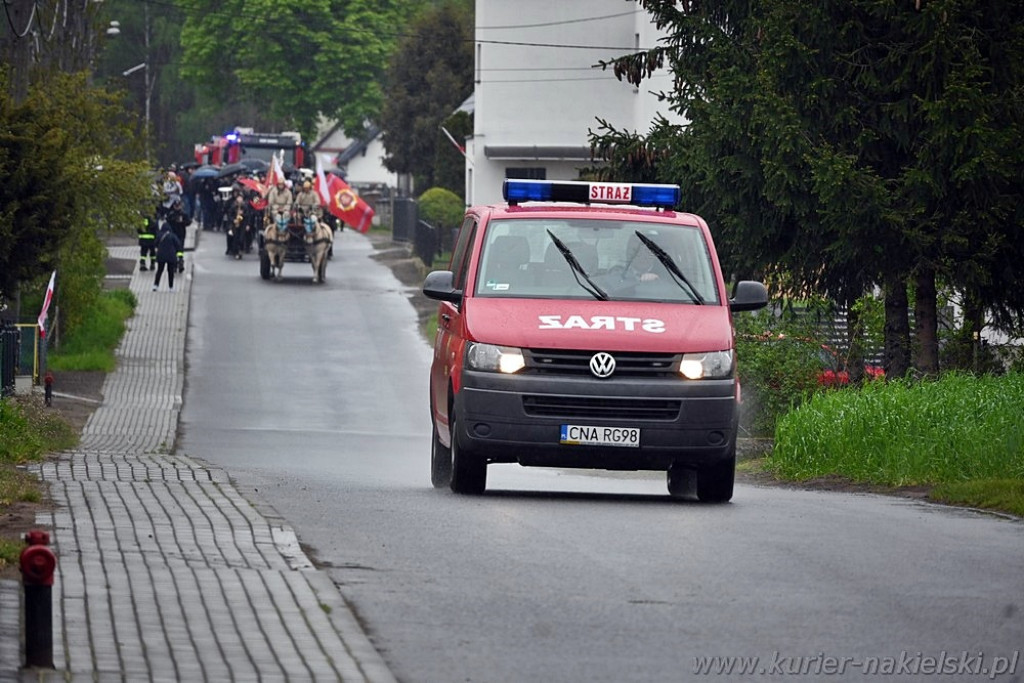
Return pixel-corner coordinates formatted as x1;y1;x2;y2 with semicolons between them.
767;372;1024;517
0;288;136;569
46;289;136;372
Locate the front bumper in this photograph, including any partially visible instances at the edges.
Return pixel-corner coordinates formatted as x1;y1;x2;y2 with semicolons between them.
454;370;738;471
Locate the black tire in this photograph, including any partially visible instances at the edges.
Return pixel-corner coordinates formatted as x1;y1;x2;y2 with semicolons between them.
696;453;736;503
666;464;696;499
259;251;271;280
449;413;486;494
430;422;452;488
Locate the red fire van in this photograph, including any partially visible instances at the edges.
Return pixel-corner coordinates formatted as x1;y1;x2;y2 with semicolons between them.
423;180;768;501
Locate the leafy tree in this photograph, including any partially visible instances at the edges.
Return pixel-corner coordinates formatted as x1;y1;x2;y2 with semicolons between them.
591;0;1024;377
178;0;413;141
0;68;151;336
379;0;474;193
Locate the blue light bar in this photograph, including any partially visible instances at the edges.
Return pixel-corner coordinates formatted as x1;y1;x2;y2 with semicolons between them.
502;179;679;209
632;183;681;207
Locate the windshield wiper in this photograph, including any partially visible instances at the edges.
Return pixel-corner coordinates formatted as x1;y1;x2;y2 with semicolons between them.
546;230;608;301
633;231;705;304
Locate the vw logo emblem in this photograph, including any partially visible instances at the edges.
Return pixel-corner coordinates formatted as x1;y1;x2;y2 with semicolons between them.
590;352;616;378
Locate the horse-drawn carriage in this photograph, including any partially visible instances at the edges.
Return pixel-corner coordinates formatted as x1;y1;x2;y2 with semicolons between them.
258;208;334;283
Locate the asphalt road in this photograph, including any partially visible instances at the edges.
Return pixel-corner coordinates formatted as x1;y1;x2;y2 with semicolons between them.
180;228;1024;683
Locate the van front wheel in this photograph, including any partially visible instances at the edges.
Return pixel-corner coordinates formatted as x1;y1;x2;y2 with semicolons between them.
430;422;452;488
696;454;735;503
449;414;486;495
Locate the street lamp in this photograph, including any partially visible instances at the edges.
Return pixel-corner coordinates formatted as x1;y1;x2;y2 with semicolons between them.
120;60;153;162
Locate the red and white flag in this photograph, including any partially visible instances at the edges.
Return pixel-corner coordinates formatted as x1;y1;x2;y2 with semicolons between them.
37;271;56;338
265;150;285;189
441;126;471;165
324;174;375;233
314;153;332;207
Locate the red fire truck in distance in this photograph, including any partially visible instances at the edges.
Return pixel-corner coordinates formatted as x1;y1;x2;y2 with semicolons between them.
194;128;305;169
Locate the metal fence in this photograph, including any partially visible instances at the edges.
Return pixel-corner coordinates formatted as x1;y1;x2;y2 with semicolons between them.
414;220;439;268
0;321;18;398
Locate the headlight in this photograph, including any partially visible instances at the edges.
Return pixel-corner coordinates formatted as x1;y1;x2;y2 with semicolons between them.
678;350;733;379
466;343;525;374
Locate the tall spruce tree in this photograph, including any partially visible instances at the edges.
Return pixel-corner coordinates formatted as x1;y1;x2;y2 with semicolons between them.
592;0;1024;376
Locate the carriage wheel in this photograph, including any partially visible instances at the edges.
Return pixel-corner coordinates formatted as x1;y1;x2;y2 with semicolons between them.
259;250;271;280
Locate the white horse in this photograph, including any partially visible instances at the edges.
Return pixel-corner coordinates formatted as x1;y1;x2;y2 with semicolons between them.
304;217;333;284
262;211;291;281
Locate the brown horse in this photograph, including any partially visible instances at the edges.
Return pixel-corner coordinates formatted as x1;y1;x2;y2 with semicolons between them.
262;211;291;281
304;217;333;284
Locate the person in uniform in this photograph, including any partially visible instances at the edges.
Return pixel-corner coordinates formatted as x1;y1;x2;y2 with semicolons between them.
294;180;322;230
226;192;249;259
137;213;158;271
152;223;183;292
265;177;293;228
165;199;190;273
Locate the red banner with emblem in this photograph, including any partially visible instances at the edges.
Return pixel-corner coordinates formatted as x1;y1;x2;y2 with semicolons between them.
323;174;374;233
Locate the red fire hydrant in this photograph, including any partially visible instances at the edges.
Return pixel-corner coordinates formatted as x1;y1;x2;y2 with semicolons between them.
20;530;56;668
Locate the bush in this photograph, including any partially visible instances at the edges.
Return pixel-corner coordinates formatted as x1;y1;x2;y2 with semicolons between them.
734;309;828;436
417;187;464;230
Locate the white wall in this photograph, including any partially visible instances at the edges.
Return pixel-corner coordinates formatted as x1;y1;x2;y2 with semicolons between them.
343;138;398;187
468;0;685;205
313;127;397;188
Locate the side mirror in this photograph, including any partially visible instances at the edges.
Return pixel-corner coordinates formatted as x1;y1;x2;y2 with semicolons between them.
729;281;768;312
423;270;462;304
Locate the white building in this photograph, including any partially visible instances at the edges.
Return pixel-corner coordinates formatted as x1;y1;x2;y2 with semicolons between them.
312;123;397;188
466;0;684;205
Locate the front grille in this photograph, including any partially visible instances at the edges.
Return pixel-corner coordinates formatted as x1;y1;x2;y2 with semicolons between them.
523;395;681;421
525;348;678;378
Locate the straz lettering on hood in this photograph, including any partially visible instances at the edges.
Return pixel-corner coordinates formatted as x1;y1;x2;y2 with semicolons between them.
538;315;666;333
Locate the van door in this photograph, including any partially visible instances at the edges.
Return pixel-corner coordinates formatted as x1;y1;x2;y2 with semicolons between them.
430;215;478;442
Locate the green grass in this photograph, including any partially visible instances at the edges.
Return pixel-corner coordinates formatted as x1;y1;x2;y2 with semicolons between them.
930;480;1024;517
0;287;137;568
766;373;1024;516
0;397;78;463
48;289;136;371
770;373;1024;485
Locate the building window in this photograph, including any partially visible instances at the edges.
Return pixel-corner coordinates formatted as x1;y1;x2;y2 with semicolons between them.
505;168;546;180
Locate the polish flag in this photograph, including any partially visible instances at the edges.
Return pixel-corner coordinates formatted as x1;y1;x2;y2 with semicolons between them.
265;151;285;189
314;154;332;207
37;271;56;338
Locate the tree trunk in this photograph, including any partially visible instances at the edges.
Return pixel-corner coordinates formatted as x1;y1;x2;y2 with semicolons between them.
846;297;866;384
961;292;985;374
883;273;911;380
913;267;939;377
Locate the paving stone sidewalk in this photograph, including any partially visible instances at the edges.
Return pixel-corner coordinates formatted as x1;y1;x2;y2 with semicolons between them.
0;226;395;682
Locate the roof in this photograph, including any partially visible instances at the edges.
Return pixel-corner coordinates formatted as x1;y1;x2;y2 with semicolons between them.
335;126;381;165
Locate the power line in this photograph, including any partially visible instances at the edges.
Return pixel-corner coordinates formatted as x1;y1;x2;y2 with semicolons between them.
476;10;640;30
113;0;657;52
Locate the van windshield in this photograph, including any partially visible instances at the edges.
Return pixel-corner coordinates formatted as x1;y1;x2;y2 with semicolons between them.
473;218;720;304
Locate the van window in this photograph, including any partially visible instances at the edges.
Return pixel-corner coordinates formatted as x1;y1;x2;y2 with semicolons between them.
451;216;478;292
474;218;719;304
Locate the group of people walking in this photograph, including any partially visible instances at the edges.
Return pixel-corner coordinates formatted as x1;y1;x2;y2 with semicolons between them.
137;168;189;292
136;164;336;288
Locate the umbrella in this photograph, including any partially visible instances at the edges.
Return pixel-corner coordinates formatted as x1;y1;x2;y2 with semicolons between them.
240;158;270;172
191;164;220;179
237;177;266;196
218;162;247;178
179;161;200;170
